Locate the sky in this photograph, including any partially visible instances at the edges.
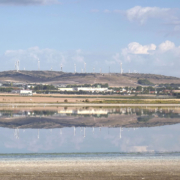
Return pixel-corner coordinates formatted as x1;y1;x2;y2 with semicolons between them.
1;0;180;77
1;124;180;153
1;125;180;153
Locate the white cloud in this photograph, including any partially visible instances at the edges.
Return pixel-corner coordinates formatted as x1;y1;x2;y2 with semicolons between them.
112;53;120;62
124;6;172;24
4;46;70;71
158;40;175;52
109;40;180;76
0;0;59;6
91;9;99;13
104;9;111;13
72;49;84;63
130;146;148;152
122;42;156;55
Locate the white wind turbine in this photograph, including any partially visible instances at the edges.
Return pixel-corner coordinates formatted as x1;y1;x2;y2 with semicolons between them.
14;128;19;139
84;62;86;73
74;64;76;73
120;62;123;74
83;127;86;138
38;59;40;70
119;127;123;139
74;126;76;136
37;129;39;139
60;128;62;135
15;60;20;72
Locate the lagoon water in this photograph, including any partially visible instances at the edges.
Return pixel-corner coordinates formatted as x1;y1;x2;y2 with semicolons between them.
0;107;180;161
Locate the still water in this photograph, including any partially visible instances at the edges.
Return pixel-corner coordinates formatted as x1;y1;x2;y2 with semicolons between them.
0;107;180;160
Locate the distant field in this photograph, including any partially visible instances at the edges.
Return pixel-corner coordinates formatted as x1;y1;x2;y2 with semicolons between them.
0;94;179;104
0;93;175;99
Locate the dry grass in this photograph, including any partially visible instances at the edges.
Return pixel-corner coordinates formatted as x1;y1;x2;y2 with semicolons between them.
0;94;179;104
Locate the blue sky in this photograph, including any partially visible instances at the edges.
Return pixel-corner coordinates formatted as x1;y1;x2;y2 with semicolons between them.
1;0;180;77
1;125;180;153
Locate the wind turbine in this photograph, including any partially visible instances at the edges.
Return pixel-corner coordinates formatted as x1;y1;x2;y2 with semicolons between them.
74;126;76;136
74;64;76;73
60;128;62;135
38;59;40;70
83;127;86;138
15;60;20;72
37;129;39;139
14;128;19;139
84;62;86;73
119;127;123;139
120;62;123;74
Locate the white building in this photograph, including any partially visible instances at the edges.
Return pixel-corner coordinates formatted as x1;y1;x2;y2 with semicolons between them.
77;87;108;92
77;109;108;115
20;90;33;96
58;109;108;115
58;88;74;91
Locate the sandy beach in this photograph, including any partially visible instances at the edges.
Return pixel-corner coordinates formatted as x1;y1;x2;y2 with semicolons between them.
0;160;179;179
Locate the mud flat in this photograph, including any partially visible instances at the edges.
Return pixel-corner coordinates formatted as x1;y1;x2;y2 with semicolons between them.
0;159;180;179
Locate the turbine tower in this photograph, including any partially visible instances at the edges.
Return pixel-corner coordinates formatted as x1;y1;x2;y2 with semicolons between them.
14;128;19;139
60;128;62;135
38;59;40;70
119;127;123;139
61;64;63;72
15;60;20;72
84;127;86;138
74;64;76;73
120;62;123;74
84;62;86;73
74;126;76;136
37;129;39;139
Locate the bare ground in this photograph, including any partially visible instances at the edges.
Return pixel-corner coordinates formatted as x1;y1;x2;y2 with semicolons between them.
0;160;179;179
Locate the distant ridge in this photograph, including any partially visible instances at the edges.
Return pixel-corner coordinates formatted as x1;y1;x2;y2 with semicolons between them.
0;70;180;87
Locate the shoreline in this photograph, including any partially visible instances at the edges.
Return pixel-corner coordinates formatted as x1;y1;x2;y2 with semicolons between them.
0;159;179;179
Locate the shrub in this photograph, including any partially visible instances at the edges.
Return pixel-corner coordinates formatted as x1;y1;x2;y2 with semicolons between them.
85;99;89;102
138;79;154;85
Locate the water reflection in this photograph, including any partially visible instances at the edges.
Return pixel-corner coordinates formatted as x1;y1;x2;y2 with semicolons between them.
0;107;180;129
0;124;178;153
0;107;180;153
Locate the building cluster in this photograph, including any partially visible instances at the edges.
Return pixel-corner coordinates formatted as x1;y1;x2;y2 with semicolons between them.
58;87;111;93
1;80;180;96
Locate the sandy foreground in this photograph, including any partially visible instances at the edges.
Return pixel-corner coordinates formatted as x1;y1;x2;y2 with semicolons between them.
0;160;180;180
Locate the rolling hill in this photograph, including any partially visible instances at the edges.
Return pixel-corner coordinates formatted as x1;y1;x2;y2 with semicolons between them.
0;70;180;87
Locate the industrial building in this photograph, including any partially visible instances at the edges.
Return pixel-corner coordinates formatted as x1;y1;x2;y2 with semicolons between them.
58;88;74;91
76;87;108;92
19;90;33;96
58;87;109;93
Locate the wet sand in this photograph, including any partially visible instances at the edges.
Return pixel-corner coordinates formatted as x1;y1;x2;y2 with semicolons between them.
0;160;180;179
